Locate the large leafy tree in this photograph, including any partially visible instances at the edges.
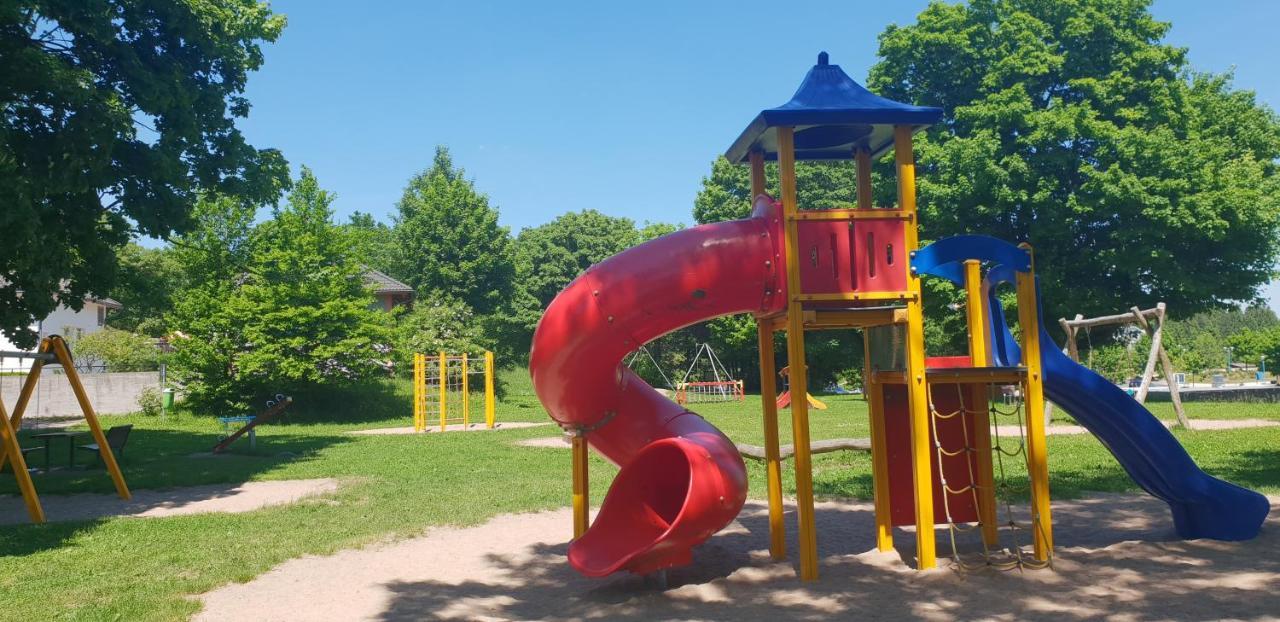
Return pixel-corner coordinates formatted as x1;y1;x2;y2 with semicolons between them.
171;169;389;411
106;243;180;336
391;147;514;314
343;211;397;275
869;0;1280;320
0;1;289;347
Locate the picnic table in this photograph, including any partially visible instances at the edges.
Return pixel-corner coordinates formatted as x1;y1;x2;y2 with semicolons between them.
30;431;77;469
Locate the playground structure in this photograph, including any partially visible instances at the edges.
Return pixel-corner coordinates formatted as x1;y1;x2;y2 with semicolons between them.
529;53;1269;580
674;343;743;405
0;335;131;523
213;394;293;453
775;365;827;410
412;351;495;432
624;346;675;392
1059;303;1188;427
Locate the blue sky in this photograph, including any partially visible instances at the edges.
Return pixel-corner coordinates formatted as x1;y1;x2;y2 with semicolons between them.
235;0;1280;307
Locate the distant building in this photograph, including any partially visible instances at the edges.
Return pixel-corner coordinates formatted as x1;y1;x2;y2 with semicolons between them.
0;296;122;371
363;269;414;311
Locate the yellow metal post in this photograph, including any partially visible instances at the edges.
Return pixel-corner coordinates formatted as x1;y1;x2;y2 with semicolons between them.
865;337;894;551
1016;246;1054;560
895;125;936;569
0;398;44;523
571;433;590;538
438;352;447;431
777;126;819;581
755;318;786;560
413;353;421;432
50;336;130;500
461;353;470;429
485;351;496;429
964;260;1000;547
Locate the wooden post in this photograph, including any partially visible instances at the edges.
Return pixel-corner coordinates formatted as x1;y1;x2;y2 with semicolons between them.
0;398;43;522
856;147;873;210
1130;304;1188;427
895;125;937;570
50;336;130;500
756;319;786;560
778;126;819;581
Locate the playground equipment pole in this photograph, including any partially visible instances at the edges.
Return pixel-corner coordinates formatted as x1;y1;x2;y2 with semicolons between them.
438;352;447;431
485;351;496;428
750;149;786;561
1016;245;1054;560
461;353;470;428
571;433;589;538
858;146;894;553
777;126;819;581
964;260;1001;548
896;125;937;570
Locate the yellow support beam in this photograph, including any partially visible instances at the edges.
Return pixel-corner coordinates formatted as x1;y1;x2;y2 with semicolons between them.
755;318;786;560
865;338;893;552
461;353;470;429
0;398;44;523
485;351;496;429
964;260;1000;548
788;209;912;222
438;352;447;431
777;126;819;581
1016;246;1054;561
571;433;590;538
50;336;130;500
794;291;916;303
895;125;936;570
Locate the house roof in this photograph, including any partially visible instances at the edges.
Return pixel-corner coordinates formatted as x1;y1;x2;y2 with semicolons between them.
725;52;944;164
362;269;414;295
89;297;123;310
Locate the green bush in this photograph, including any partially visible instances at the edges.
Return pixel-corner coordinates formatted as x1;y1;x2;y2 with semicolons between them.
74;329;163;372
392;299;492;372
136;387;163;417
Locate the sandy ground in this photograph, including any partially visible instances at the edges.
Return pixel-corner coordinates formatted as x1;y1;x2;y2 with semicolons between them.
0;478;338;524
196;493;1279;622
350;422;553;435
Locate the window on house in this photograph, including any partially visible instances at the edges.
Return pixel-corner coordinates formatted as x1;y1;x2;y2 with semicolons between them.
97;305;106;326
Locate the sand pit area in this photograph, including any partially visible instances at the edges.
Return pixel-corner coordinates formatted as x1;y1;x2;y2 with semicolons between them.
350;422;552;435
0;478;339;525
196;493;1279;621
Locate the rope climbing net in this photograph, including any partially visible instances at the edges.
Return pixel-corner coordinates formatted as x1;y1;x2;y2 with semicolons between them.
927;381;1053;571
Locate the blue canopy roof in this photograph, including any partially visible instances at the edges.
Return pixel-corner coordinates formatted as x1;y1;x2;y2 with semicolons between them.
725;52;943;164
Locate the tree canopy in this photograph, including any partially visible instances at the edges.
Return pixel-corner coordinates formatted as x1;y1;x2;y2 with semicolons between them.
868;0;1280;320
391;147;514;314
0;0;289;347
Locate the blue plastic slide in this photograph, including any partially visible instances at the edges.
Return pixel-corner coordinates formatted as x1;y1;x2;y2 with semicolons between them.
986;270;1270;541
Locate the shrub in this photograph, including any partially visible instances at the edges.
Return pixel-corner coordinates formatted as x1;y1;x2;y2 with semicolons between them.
137;386;163;416
74;328;163;372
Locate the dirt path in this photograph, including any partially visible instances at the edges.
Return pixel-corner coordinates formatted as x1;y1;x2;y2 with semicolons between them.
0;478;339;524
196;493;1279;621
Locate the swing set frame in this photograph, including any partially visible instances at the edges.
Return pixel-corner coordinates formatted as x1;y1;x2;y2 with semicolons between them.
0;335;132;523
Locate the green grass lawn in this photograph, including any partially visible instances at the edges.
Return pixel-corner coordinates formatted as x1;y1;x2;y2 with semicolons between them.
1;372;1277;621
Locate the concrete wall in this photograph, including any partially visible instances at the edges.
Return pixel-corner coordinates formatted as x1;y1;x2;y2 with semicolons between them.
1146;385;1280;403
0;370;159;419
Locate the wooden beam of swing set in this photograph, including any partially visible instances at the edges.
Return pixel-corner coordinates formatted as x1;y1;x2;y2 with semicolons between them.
0;335;132;523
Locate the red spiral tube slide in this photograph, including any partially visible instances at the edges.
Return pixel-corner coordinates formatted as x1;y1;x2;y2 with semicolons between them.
530;200;785;576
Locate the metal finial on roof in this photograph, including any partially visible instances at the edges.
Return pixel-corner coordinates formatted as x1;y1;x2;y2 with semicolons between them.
818;51;829;66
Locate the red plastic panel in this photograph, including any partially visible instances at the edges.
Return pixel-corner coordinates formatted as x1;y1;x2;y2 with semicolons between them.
794;217;908;301
881;377;981;526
